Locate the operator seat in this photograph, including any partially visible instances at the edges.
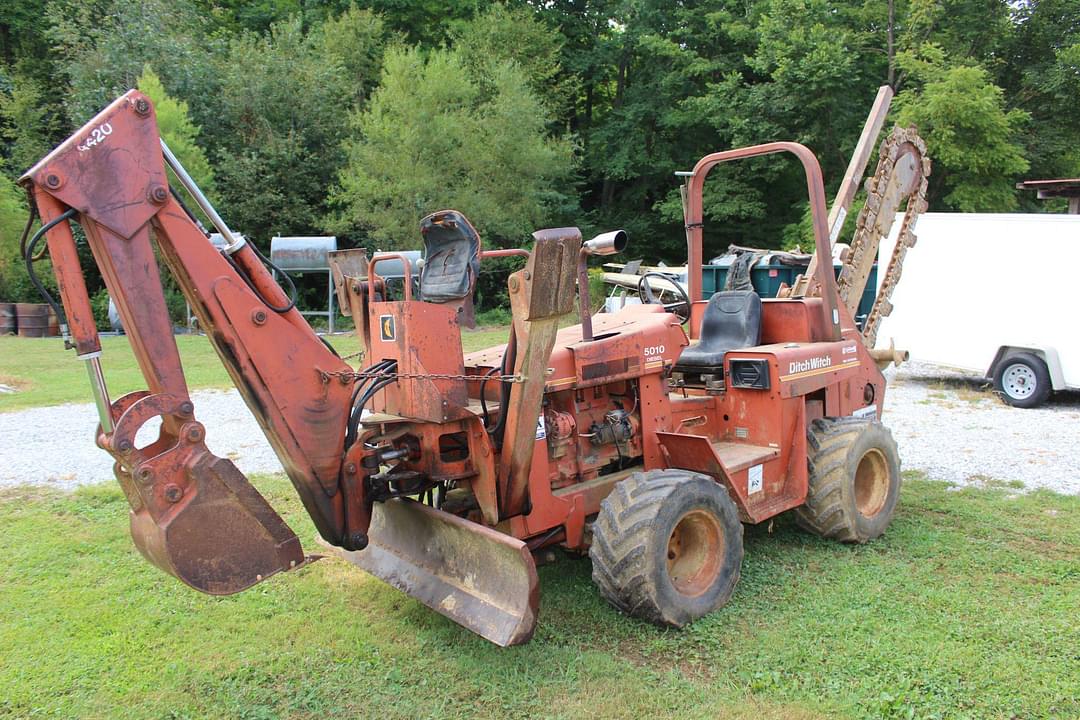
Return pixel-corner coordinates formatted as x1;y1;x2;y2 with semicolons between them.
419;210;481;303
674;290;762;372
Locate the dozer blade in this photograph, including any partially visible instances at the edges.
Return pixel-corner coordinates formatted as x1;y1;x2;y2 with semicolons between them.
128;454;306;595
320;498;539;647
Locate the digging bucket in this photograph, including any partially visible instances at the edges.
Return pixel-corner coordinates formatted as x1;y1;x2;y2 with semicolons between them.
321;498;539;646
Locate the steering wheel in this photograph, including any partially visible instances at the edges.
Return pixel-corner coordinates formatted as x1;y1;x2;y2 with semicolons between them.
637;272;691;322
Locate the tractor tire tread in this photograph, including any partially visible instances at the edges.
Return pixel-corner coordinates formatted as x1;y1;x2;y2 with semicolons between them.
794;417;900;544
590;469;743;628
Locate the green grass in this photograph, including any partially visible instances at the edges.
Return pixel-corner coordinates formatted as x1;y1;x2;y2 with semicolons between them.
1;474;1077;719
0;327;508;412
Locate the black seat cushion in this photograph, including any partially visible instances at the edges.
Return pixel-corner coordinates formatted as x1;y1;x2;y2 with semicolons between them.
419;210;480;303
675;290;762;370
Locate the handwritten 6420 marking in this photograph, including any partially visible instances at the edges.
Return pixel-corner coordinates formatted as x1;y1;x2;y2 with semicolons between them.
76;123;113;153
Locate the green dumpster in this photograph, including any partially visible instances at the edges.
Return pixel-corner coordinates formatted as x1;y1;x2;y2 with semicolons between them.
701;257;878;328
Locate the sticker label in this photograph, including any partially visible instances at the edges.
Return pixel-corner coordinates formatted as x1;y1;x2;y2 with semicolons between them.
379;314;395;341
748;464;763;494
535;414;547;440
852;405;877;419
829;207;847;243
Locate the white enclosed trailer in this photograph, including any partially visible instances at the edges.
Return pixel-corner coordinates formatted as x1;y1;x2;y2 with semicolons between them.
878;212;1080;407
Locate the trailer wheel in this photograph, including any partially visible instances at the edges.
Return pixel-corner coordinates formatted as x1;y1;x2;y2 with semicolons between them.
993;352;1052;408
795;418;901;543
589;470;743;628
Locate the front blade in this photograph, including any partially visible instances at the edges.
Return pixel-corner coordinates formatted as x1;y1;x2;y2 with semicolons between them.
321;499;539;646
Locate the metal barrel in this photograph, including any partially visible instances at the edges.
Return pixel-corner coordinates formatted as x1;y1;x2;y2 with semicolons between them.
0;303;15;335
15;303;50;338
269;236;338;270
371;250;422;280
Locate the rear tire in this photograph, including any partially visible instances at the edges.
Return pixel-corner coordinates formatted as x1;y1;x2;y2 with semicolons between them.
795;418;901;543
993;352;1051;408
589;470;743;628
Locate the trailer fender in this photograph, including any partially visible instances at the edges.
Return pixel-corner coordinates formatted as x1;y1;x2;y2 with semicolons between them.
988;345;1065;391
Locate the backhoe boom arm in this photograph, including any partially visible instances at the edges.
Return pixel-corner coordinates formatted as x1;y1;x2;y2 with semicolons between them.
20;90;356;594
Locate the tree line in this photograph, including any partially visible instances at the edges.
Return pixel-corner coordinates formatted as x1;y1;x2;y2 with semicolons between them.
1;0;1076;310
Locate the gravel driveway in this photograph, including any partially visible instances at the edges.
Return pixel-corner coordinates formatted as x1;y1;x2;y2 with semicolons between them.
2;360;1077;494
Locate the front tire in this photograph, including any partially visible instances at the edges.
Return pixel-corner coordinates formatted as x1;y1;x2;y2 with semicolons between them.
795;418;901;543
993;352;1052;408
589;470;744;628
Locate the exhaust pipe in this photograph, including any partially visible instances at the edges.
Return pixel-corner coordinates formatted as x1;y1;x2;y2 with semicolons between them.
579;230;628;340
582;229;628;257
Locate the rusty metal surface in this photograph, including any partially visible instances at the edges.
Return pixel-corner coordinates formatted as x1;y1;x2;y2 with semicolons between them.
320;498;539;646
33;192;100;354
682;143;841;342
28;95;353;596
525;228;580;320
838;127;930;349
496;228;581;517
102;389;307;594
328;248;369;311
21;91;167;241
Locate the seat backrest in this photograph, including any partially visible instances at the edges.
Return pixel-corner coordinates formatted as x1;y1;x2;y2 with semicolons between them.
698;290;762;354
419;210;480;303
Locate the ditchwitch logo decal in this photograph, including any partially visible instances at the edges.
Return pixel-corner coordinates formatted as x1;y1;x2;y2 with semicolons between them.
788;356;832;374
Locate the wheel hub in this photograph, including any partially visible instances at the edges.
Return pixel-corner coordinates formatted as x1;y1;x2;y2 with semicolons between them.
1002;363;1037;400
666;509;724;596
854;448;890;517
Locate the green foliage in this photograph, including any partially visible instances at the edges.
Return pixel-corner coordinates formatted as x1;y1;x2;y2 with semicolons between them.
89;287;110;330
895;47;1030;211
46;0;216;125
136;66;215;196
0;169;28;301
329;46;576;247
2;0;1072;299
209;15;379;244
320;5;394;106
451;4;572;117
0;72;56;175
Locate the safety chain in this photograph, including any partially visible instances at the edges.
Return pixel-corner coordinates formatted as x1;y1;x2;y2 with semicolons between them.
320;368;523;384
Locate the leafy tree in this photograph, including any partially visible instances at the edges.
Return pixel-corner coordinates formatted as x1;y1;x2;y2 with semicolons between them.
329;46;576;247
319;5;395;106
997;0;1080;197
0;165;28;300
895;46;1029;211
0;71;57;176
451;4;572;117
346;0;490;45
46;0;217;126
137;66;215;196
209;16;356;243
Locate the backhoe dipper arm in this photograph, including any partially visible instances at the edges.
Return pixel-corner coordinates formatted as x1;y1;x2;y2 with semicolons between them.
19;90;356;595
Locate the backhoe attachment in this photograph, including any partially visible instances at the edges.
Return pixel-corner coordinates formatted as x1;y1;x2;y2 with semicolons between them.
21;91;354;594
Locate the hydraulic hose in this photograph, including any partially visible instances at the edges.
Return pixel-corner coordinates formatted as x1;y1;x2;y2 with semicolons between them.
23;208;79;324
